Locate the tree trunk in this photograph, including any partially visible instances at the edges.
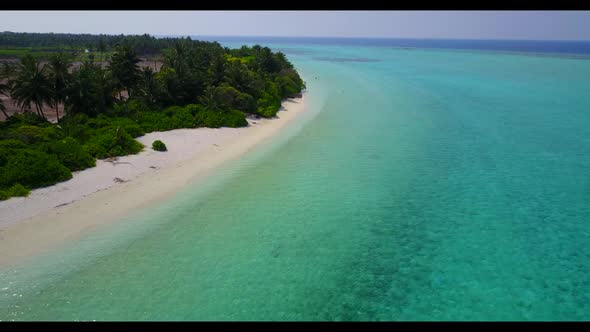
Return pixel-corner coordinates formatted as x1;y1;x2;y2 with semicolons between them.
55;102;60;122
32;104;41;117
35;103;46;120
1;108;9;119
119;90;122;101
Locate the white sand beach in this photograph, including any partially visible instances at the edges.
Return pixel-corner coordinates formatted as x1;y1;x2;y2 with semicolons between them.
0;96;306;267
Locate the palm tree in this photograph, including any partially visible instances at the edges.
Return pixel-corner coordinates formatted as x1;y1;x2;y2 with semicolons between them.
108;45;141;100
47;52;72;122
65;63;94;117
139;67;157;105
10;55;54;120
198;85;221;111
225;61;254;94
274;51;293;69
0;61;14;119
163;41;188;77
97;37;106;65
208;56;226;86
65;61;114;117
0;61;16;80
0;82;9;119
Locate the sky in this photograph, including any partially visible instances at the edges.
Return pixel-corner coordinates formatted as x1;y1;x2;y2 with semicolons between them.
0;11;589;40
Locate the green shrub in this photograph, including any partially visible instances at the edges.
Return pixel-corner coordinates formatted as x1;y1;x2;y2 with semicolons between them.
276;68;305;98
235;93;256;113
110;118;145;138
83;127;143;159
4;112;48;127
0;148;72;189
87;116;145;138
277;75;300;98
126;104;247;132
193;109;248;128
8;183;30;197
0;139;28;151
169;107;196;129
223;110;248;128
215;84;240;110
135;106;196;132
41;137;96;172
58;113;92;142
113;99;150;117
163;105;184;117
10;124;63;144
82;142;106;159
0;139;28;167
194;109;225;128
185;104;206;116
133;110;176;132
256;90;282;118
152;140;167;151
0;183;31;200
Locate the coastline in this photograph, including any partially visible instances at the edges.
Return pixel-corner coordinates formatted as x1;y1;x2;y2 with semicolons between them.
0;96;307;267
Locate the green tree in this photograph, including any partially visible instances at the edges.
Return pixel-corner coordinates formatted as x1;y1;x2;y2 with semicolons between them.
0;63;12;119
215;84;240;110
198;85;221;111
0;82;9;119
9;55;54;120
65;61;114;117
0;62;16;80
97;37;106;64
208;55;226;86
139;67;158;105
162;41;189;77
224;60;255;94
276;68;305;99
108;45;141;100
274;51;294;70
47;52;72;122
154;67;181;105
254;46;281;73
197;85;240;112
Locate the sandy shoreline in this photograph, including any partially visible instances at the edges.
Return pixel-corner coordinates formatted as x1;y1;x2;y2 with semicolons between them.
0;96;306;267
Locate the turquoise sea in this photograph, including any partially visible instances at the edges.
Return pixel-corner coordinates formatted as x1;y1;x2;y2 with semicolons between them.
2;38;590;320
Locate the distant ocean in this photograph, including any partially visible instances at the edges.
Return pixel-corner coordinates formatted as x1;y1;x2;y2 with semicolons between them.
2;36;590;320
191;36;590;57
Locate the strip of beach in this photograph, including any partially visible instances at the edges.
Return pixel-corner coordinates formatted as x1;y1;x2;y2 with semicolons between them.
0;96;306;267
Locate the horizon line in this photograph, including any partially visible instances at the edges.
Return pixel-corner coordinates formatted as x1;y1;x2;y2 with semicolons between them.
183;34;590;42
2;31;590;42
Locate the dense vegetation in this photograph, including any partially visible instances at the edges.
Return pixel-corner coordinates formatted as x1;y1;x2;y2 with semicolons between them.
0;32;305;200
0;31;200;56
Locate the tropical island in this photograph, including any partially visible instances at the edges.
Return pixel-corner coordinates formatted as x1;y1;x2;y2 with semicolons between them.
0;32;305;201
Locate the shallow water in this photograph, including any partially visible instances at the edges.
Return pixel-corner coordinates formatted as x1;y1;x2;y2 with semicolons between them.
1;40;590;320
